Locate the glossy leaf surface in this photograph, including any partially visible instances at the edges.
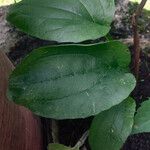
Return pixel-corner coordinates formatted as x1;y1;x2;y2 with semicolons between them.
89;97;136;150
7;0;115;42
8;41;136;119
132;99;150;134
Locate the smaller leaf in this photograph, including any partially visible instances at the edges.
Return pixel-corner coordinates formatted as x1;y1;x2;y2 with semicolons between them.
48;143;79;150
7;0;115;42
132;99;150;134
89;97;136;150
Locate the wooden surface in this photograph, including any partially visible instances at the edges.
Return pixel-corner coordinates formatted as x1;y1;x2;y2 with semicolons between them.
0;50;44;150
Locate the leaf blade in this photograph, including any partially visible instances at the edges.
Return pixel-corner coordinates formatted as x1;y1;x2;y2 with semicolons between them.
8;41;136;119
7;0;115;42
48;143;79;150
132;99;150;134
89;97;136;150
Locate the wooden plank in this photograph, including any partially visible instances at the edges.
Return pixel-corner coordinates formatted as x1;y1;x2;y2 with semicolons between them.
0;50;44;150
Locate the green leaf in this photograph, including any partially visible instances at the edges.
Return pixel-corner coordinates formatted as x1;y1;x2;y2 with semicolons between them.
8;41;136;119
7;0;115;43
132;99;150;134
48;143;79;150
89;97;136;150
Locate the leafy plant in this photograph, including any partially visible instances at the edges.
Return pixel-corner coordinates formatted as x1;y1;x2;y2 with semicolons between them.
7;0;150;150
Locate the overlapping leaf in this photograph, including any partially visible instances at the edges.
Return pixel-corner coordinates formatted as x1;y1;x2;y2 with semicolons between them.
8;41;136;119
132;99;150;134
89;97;136;150
7;0;115;42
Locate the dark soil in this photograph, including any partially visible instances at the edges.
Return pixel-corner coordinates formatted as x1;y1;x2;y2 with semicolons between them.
6;1;150;150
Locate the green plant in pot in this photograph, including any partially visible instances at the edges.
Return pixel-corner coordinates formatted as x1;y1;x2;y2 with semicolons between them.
7;0;150;149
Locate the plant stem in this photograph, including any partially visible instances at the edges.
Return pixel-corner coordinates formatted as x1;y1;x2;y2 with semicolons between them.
132;0;147;79
51;119;59;143
73;130;89;149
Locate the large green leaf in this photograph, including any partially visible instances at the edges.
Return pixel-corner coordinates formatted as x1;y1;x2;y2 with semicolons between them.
89;97;136;150
132;99;150;134
7;0;115;43
8;41;136;119
48;143;79;150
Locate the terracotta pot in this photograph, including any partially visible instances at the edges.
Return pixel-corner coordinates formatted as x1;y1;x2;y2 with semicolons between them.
0;50;44;150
